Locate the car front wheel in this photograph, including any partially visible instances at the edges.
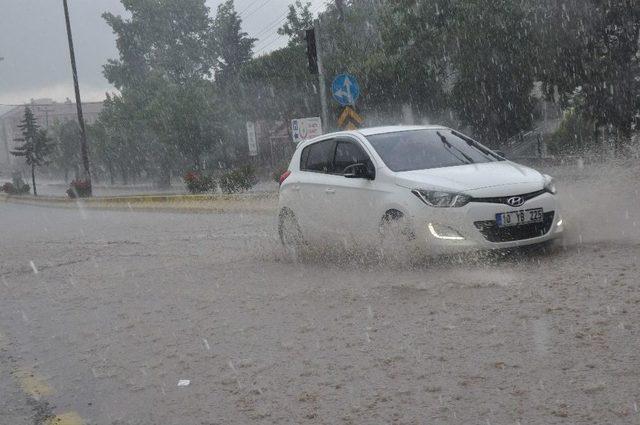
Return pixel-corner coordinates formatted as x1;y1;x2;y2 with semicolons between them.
378;210;416;261
278;209;305;261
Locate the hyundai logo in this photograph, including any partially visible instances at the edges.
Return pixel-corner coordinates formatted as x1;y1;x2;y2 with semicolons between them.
507;196;525;207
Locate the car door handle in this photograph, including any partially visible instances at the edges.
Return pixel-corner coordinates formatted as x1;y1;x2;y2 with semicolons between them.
325;188;336;194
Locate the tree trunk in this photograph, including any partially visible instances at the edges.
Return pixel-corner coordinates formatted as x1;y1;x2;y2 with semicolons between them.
120;166;129;185
156;163;171;189
31;164;37;196
151;152;171;189
108;162;115;185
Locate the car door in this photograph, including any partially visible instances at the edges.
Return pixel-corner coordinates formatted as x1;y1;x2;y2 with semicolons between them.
295;138;337;241
327;138;383;245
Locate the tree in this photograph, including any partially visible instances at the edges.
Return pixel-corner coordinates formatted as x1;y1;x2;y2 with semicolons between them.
535;0;640;150
51;119;81;182
448;0;538;144
146;80;225;169
94;93;163;185
376;0;449;118
11;107;55;196
212;0;256;81
239;45;320;129
277;1;314;47
209;0;258;167
103;0;216;87
102;0;222;186
377;0;537;144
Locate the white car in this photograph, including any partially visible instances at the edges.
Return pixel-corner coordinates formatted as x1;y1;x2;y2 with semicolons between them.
278;125;563;255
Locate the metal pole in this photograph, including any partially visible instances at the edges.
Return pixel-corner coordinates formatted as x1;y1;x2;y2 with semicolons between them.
63;0;92;195
314;19;330;133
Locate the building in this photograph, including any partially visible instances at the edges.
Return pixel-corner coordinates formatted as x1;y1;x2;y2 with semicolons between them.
0;99;102;172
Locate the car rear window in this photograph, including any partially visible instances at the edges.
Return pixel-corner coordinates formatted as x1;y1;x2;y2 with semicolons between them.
300;140;334;173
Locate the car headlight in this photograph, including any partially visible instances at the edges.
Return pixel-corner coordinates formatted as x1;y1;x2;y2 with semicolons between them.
428;223;465;240
544;175;557;194
412;189;471;208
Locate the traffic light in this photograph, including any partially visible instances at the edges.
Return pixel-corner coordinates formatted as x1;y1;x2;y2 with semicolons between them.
305;28;318;75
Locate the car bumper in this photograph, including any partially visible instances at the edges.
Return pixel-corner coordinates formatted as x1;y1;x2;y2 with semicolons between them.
410;192;564;253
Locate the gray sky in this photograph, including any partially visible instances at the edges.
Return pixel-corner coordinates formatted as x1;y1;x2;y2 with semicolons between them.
0;0;326;105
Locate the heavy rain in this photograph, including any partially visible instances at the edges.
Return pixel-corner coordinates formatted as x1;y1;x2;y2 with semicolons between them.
1;1;639;424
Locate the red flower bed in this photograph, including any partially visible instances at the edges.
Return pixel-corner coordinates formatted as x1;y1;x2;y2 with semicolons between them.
67;179;92;198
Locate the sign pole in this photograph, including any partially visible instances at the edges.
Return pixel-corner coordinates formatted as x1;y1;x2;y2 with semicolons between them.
314;19;330;133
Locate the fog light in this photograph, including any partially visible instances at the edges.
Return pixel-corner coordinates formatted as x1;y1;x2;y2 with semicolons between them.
557;219;563;227
428;223;465;240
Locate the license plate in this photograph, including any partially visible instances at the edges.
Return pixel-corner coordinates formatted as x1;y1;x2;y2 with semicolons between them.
496;208;543;227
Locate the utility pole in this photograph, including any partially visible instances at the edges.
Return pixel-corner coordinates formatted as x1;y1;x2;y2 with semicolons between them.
314;19;330;133
63;0;92;195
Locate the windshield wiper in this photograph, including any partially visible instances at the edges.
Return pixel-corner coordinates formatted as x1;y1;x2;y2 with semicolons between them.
437;131;475;164
451;130;502;160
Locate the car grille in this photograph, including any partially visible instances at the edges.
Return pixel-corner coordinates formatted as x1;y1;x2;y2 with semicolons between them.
474;211;555;243
470;189;547;206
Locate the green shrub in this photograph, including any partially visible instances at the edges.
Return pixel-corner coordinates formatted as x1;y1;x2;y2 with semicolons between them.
219;165;257;194
547;109;597;155
183;171;216;194
1;180;30;195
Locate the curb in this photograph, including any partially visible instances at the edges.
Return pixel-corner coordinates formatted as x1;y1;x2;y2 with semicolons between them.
0;192;278;214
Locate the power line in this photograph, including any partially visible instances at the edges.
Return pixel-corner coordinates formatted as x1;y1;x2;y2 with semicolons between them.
253;13;289;41
254;3;321;45
242;0;272;20
253;3;324;55
237;0;262;16
254;28;285;50
254;34;287;55
253;0;324;40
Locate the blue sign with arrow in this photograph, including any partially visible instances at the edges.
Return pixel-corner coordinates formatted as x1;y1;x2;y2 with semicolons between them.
331;74;360;106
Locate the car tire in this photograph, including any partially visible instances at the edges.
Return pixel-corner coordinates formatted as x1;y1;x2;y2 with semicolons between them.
278;209;305;261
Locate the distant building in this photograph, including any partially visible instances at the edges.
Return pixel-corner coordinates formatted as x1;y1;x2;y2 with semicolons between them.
0;98;102;171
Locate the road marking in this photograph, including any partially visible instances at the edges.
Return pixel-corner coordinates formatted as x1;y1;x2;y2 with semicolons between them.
45;411;84;425
12;368;86;424
13;367;53;399
1;330;87;424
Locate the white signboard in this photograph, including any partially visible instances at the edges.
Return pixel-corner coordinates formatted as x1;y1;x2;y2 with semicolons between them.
291;117;322;143
246;121;258;156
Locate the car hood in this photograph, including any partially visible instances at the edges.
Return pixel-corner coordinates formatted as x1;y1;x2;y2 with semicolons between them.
394;161;546;196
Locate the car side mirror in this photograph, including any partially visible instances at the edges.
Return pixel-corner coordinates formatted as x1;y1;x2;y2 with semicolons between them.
344;162;375;180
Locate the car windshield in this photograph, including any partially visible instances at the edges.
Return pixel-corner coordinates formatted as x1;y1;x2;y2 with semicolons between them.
366;129;503;172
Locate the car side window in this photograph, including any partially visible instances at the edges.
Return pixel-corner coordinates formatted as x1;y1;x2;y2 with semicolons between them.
333;140;370;174
301;139;335;173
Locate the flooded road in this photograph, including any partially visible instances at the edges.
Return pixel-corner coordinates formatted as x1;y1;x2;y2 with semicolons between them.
1;164;639;424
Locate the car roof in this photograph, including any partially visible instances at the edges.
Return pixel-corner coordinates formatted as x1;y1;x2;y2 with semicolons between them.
296;125;449;150
356;125;448;136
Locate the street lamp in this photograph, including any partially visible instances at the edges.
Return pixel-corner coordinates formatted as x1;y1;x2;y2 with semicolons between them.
62;0;92;196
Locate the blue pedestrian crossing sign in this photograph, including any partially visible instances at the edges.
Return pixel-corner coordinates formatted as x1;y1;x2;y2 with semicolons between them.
331;74;360;106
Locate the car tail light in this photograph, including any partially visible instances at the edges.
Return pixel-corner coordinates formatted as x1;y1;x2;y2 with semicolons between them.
279;170;291;185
